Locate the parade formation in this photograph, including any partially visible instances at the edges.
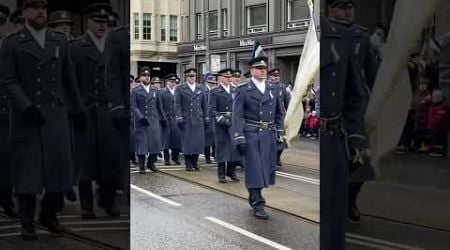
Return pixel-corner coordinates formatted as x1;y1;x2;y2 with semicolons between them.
0;0;128;241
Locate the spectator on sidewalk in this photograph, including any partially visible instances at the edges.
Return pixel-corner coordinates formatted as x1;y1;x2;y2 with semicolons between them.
305;111;320;139
427;89;449;157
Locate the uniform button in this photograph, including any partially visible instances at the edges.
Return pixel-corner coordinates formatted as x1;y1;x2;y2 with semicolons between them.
52;64;56;68
226;107;229;110
37;66;41;70
332;72;336;76
36;104;41;108
331;92;336;97
190;109;193;111
145;106;148;108
36;78;41;83
260;112;263;114
95;79;99;83
52;78;56;82
36;90;41;95
1;107;6;112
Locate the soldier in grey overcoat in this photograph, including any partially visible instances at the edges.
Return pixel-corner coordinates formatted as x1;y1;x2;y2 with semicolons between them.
203;73;216;164
230;57;285;220
320;2;370;247
69;3;122;219
131;67;166;173
209;69;241;183
160;74;182;165
0;0;87;239
175;68;210;171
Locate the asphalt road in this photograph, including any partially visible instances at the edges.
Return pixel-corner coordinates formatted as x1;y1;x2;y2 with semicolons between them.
131;172;319;250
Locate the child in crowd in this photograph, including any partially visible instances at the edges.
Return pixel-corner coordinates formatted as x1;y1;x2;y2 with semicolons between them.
427;89;449;157
305;111;320;139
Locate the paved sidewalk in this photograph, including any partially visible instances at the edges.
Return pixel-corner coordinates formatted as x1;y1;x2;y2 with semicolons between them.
282;137;319;171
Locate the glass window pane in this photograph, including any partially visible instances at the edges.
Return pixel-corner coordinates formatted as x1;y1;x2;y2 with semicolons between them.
133;13;139;40
249;5;266;27
290;0;309;21
209;11;218;31
222;9;227;30
170;15;177;42
143;13;151;40
161;15;166;41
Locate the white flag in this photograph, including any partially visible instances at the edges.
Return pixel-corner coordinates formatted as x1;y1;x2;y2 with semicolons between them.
365;0;439;170
284;0;319;145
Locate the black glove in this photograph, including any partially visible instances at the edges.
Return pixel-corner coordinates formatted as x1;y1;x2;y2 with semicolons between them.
110;108;129;135
139;117;150;127
23;105;45;126
160;119;167;128
72;108;88;132
237;143;248;156
223;117;231;127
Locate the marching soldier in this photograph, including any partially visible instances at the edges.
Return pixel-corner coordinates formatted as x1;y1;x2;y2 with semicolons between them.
130;75;137;165
210;69;241;183
69;3;123;219
0;0;87;239
230;56;285;220
48;10;74;40
268;69;291;167
0;4;16;217
107;11;119;31
231;69;241;87
203;72;216;164
328;0;378;222
151;76;162;90
131;67;166;174
160;74;182;165
175;68;209;171
320;1;369;247
9;9;25;32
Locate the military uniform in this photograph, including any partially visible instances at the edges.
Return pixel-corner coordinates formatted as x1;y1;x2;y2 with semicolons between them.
131;68;166;173
268;69;290;166
160;74;182;165
320;15;367;249
230;57;285;219
0;0;87;238
68;3;122;218
210;69;241;183
203;74;216;164
174;68;209;171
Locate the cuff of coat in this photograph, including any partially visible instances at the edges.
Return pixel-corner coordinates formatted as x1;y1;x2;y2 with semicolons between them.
347;133;368;150
233;135;246;146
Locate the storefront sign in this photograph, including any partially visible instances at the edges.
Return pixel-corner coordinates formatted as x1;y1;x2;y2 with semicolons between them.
239;39;255;47
194;44;207;51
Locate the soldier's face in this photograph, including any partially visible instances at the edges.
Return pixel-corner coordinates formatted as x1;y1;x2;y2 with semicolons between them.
53;23;72;36
24;6;47;30
344;6;355;23
328;6;346;22
219;76;231;86
88;19;108;38
167;80;175;88
270;75;280;83
250;67;267;81
231;77;240;85
186;75;196;84
140;74;150;85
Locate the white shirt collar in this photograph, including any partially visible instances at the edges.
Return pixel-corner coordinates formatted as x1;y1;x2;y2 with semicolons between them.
88;31;106;53
168;86;175;95
252;77;265;94
220;83;230;94
187;82;196;92
141;83;150;93
26;23;46;49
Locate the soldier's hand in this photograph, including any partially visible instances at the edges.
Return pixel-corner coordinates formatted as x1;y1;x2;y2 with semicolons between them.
139;117;150;127
351;148;371;166
224;118;231;127
237;143;248;156
23;105;45;126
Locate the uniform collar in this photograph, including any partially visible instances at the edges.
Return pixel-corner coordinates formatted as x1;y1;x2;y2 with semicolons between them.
25;22;46;49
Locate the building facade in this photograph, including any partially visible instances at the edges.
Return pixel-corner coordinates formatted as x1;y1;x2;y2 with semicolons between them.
130;0;181;78
178;0;316;84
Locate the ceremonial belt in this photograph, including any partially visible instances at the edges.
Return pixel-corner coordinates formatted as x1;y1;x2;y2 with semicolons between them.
217;112;232;115
244;119;275;130
320;114;343;132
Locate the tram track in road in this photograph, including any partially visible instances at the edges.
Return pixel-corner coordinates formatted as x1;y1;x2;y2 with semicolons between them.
0;213;128;250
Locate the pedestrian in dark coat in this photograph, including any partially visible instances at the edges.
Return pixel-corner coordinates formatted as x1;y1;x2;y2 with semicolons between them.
131;67;166;173
230;57;285;220
174;68;210;171
210;69;241;183
320;9;368;249
0;0;87;239
160;74;182;165
68;3;122;219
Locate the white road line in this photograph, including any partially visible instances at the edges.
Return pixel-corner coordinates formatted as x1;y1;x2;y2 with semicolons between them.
346;233;424;250
0;230;49;238
58;214;129;219
61;220;129;226
131;184;182;207
205;216;293;250
276;172;320;185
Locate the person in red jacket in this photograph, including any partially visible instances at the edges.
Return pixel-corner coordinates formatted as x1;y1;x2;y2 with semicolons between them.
413;78;432;152
306;110;320;139
427;89;449;157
